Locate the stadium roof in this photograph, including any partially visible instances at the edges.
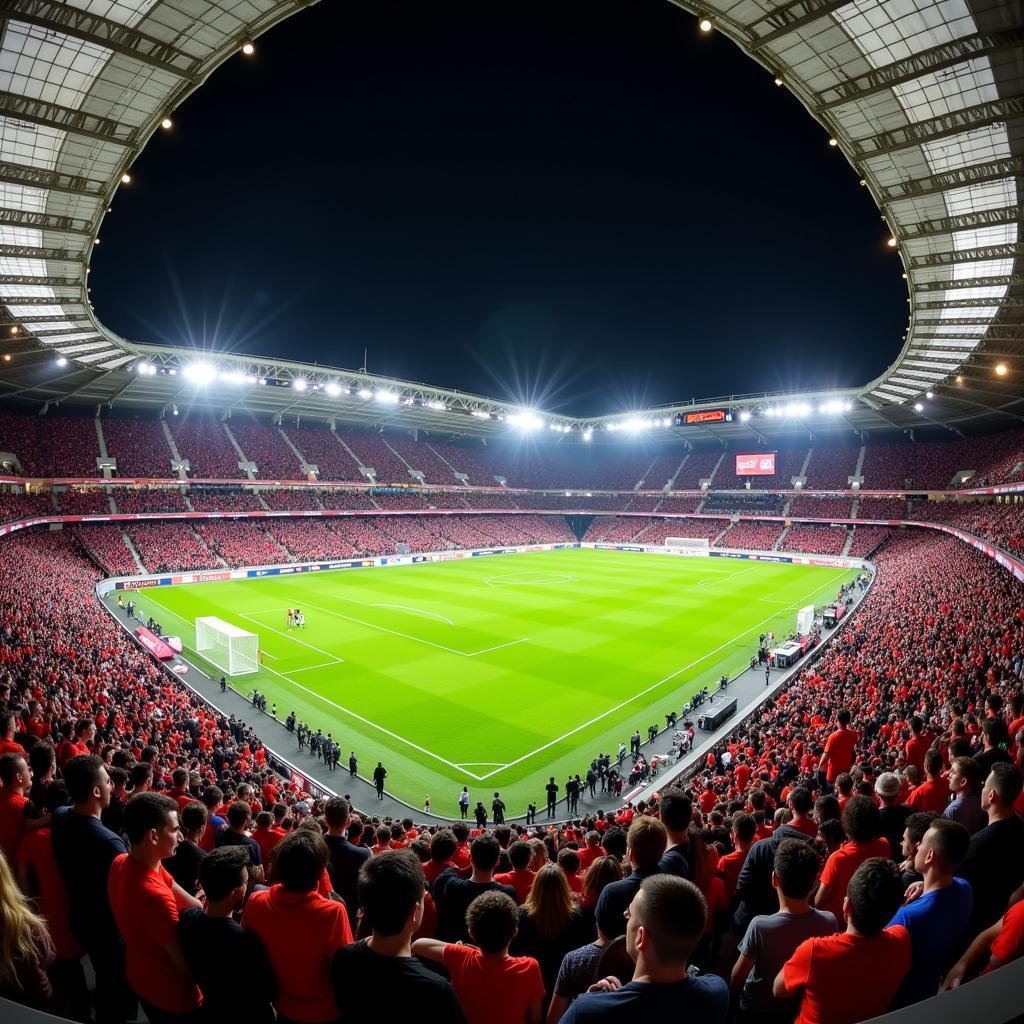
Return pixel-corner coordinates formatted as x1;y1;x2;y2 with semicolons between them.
0;0;1020;443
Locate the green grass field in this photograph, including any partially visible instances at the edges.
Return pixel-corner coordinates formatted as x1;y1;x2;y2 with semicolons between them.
128;549;856;814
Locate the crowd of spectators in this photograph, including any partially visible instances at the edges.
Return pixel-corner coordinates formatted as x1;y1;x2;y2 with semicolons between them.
0;490;53;524
112;491;189;515
0;412;99;477
847;526;893;557
186;491;266;514
718;521;785;551
125;524;218;574
285;429;363;482
0;502;1023;1024
385;438;459;484
856;497;908;520
101;419;175;479
343;436;411;485
639;453;688;490
786;496;854;520
782;525;848;555
904;502;1024;555
73;526;140;576
228;425;304;480
803;445;860;489
675;452;724;489
195;522;289;567
169;423;242;479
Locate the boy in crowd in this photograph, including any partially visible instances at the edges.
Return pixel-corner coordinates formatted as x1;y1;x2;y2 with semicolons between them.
432;834;517;942
774;858;911;1024
178;847;276;1023
559;875;729;1022
413;890;544;1024
331;849;462;1020
731;839;839;1021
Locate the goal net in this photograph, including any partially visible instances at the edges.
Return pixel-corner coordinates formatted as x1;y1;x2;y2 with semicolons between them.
664;536;711;551
195;616;259;676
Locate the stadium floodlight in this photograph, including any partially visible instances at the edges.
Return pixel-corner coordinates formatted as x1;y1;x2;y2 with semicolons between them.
582;429;592;442
357;388;372;399
426;400;447;411
698;16;713;31
325;381;341;396
471;409;490;419
914;402;924;412
995;363;1008;376
739;410;751;422
661;416;672;427
183;361;215;384
161;116;173;130
292;378;307;392
926;391;934;399
375;390;399;404
508;410;543;431
241;41;255;55
56;356;67;367
135;361;156;376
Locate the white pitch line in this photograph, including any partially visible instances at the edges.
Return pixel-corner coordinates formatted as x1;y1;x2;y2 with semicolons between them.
476;569;852;781
370;603;455;626
286;660;344;674
466;638;530;657
257;670;484;780
696;565;757;589
239;612;345;664
302;601;526;659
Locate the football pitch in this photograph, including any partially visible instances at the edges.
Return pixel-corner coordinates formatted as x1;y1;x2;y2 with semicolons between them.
128;549;857;814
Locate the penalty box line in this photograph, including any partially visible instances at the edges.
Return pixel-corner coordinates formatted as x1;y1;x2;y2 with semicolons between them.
474;569;852;782
298;601;528;658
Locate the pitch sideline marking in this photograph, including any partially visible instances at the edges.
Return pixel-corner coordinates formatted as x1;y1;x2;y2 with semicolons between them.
251;667;485;781
475;569;852;781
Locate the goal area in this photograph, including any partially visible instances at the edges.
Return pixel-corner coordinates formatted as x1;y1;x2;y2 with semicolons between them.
664;536;711;552
195;616;259;676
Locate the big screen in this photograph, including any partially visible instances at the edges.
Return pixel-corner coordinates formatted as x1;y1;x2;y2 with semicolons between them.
736;453;776;476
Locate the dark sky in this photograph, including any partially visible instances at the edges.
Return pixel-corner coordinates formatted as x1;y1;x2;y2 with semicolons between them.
91;0;907;416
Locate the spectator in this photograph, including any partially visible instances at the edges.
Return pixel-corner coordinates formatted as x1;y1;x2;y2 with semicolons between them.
178;847;276;1024
955;763;1024;939
733;807;816;934
0;752;39;864
908;749;950;815
242;828;354;1024
51;754;134;1024
731;839;839;1021
943;897;1024;989
548;913;615;1023
432;834;517;942
215;800;264;882
107;792;202;1024
814;796;890;920
818;709;858;787
559;875;728;1023
875;772;911;860
0;846;55;1009
774;859;911;1024
511;864;591;1002
164;802;208;898
888;819;973;1006
413;890;545;1024
594;817;667;941
942;757;986;835
718;812;756;903
495;840;538;905
897;812;936;888
322;796;370;915
330;849;461;1020
657;790;693;879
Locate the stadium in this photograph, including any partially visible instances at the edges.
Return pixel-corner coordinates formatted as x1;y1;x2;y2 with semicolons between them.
0;1;1022;1024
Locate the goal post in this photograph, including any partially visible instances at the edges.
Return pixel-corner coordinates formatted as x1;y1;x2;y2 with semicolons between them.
195;616;259;676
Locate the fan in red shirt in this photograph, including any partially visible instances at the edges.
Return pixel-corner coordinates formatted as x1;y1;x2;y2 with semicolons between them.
242;828;354;1023
576;831;606;871
818;710;858;784
0;710;25;756
907;749;951;814
494;841;537;904
776;858;911;1024
0;752;39;863
107;792;203;1017
904;716;934;774
814;796;891;922
717;813;756;901
413;890;544;1024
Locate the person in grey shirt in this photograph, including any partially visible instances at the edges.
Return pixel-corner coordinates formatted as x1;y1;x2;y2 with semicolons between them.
731;839;838;1021
941;757;986;835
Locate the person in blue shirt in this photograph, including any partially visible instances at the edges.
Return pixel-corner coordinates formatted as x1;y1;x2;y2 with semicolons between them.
561;874;728;1023
889;818;973;1006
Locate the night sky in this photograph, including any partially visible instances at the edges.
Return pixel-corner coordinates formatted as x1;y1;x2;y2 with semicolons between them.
91;0;907;416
